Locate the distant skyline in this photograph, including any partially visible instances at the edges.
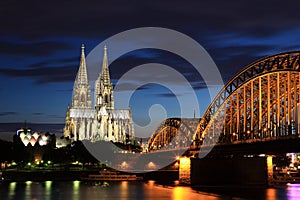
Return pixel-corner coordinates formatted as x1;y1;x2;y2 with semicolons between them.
1;1;300;137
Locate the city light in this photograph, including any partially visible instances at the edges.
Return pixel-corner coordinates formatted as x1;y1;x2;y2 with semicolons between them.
267;155;273;182
121;161;128;169
148;180;155;187
147;162;156;169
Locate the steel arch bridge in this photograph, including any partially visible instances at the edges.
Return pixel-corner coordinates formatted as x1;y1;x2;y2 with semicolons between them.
148;51;300;151
147;118;200;151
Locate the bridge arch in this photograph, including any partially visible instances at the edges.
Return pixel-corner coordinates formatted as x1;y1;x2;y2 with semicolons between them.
196;51;300;145
148;118;199;151
147;51;300;151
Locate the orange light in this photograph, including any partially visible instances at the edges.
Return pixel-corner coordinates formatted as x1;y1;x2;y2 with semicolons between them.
148;180;155;187
180;157;190;167
267;155;273;182
120;161;129;170
179;157;191;184
148;161;156;169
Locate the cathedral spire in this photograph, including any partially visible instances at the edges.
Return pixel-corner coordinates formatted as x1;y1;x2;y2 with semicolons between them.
75;44;88;85
72;44;92;109
94;45;114;110
101;45;111;85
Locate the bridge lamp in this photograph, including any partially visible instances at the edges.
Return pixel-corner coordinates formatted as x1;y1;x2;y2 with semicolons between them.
263;127;268;136
232;133;237;140
121;161;128;169
148;162;156;169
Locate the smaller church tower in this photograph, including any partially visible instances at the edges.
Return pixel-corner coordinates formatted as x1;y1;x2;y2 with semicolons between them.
95;46;114;111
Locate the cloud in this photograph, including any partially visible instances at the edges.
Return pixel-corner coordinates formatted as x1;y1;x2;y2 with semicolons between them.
156;93;181;98
28;56;78;68
32;112;44;115
110;49;204;82
1;0;300;41
0;65;77;84
1;0;300;88
192;82;208;91
56;89;73;92
113;82;151;92
0;112;17;117
47;114;64;119
0;40;72;57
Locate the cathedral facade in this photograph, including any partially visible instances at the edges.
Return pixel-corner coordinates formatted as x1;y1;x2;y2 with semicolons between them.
64;45;134;143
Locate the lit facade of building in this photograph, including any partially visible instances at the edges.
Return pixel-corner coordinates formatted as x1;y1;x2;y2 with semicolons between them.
14;128;56;147
64;45;134;143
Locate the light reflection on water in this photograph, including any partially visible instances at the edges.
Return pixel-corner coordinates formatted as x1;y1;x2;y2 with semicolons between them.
287;183;300;200
8;182;16;199
1;181;300;200
45;181;52;200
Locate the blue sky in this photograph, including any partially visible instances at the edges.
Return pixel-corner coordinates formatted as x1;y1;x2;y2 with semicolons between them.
1;0;300;137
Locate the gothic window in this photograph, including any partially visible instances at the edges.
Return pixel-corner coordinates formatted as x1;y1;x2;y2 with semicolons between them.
81;93;85;103
105;94;108;103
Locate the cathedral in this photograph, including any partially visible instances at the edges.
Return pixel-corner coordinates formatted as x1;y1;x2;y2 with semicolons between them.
63;45;134;144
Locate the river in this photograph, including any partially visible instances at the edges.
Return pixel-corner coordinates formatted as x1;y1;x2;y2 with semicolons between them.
0;180;300;200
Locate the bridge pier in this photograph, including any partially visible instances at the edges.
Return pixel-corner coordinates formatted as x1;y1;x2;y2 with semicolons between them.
179;156;271;186
179;157;191;184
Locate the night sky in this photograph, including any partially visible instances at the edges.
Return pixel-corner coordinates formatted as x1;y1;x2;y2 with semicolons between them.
1;1;300;137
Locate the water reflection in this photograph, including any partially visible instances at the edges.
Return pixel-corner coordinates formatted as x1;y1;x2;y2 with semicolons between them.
2;181;300;200
287;183;300;200
73;181;80;200
266;188;277;200
25;181;32;200
148;180;155;187
8;182;16;199
121;181;128;198
45;181;52;200
173;187;185;200
173;186;221;200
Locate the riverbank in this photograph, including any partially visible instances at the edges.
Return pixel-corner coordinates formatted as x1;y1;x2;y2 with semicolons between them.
1;167;179;183
1;169;147;182
1;169;92;181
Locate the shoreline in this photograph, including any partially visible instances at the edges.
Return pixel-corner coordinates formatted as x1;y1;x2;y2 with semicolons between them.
1;169;92;182
1;169;145;182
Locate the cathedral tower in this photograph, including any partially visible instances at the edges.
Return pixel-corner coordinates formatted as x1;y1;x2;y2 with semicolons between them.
95;46;114;110
64;44;134;143
72;44;92;109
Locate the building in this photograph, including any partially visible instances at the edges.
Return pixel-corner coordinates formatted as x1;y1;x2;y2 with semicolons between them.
64;45;134;144
14;128;56;147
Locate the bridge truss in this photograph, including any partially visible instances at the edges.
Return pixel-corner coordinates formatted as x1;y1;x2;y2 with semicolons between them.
148;51;300;150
